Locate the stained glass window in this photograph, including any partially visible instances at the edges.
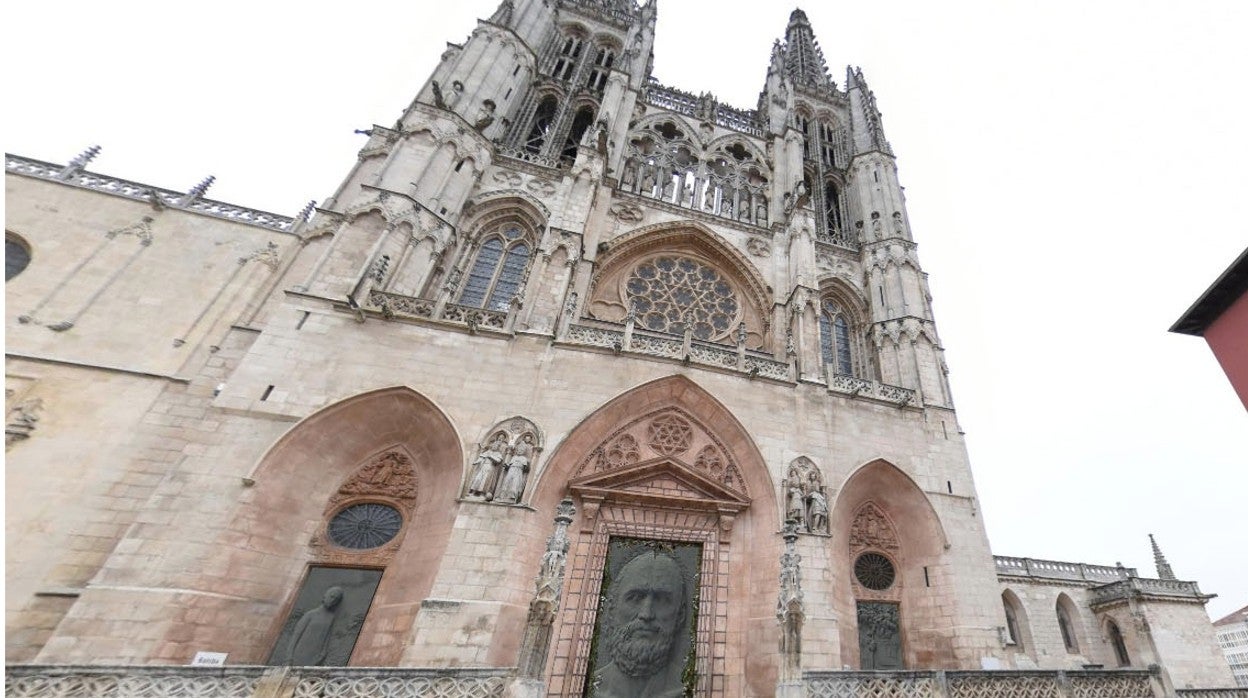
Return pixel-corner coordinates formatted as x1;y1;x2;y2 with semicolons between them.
819;300;854;376
460;226;530;311
625;256;739;341
328;503;402;549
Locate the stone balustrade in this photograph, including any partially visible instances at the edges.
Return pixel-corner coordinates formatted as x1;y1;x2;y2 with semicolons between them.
806;669;1158;698
643;79;766;138
561;321;792;382
4;665;510;698
367;290;508;333
994;555;1136;583
5;154;299;234
13;665;1239;698
827;372;917;407
1089;577;1209;606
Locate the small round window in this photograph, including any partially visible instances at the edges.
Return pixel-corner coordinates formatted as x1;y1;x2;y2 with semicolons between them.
854;552;896;591
6;236;31;281
327;502;402;549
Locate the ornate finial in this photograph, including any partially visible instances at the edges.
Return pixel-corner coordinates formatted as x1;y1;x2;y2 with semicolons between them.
58;145;101;179
1149;534;1176;580
183;175;216;205
297;200;317;222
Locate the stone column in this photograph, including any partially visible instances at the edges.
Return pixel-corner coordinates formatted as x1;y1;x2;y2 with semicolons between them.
506;498;576;698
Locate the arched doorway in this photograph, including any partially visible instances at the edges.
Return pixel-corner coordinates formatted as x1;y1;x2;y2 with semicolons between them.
529;375;780;697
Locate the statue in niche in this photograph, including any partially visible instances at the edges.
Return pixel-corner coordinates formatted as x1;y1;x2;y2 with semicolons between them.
496;433;535;504
806;487;828;534
639;168;657;197
590;549;692;698
281;586;343;666
467;432;508;499
621;159;637;188
785;481;806;529
784;458;828;533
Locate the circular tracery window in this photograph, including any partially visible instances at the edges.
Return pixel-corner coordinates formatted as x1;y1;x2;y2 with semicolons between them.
625;256;739;340
328;503;402;549
854;552;896;591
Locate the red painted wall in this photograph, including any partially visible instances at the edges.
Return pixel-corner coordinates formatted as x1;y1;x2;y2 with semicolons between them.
1204;289;1248;411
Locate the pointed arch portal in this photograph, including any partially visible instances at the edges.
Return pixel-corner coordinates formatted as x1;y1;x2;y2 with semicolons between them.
532;375;779;697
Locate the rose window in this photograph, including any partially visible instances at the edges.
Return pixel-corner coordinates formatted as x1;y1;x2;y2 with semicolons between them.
328;503;403;549
854;552;896;591
625;256;739;340
647;414;693;456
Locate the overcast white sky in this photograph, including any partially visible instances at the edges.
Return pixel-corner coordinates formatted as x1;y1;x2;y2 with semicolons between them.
6;1;1246;620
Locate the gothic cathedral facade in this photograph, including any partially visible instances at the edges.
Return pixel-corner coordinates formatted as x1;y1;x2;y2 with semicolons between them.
5;1;1234;696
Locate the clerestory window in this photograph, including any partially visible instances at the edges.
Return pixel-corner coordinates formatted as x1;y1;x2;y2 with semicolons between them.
459;225;531;311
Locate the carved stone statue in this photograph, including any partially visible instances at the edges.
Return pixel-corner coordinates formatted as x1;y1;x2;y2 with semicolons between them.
806;488;828;534
467;432;508;499
785;481;805;528
474;100;497;133
496;433;534;504
282;586;343;666
592;551;688;698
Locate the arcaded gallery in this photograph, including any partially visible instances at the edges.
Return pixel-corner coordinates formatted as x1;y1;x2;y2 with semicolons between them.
4;0;1238;696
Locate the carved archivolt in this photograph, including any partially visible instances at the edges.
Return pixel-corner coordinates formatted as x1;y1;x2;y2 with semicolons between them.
576;407;747;497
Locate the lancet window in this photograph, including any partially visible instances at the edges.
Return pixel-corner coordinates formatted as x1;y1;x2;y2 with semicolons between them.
1056;597;1080;653
799;108;853;248
523;96;560;155
560;106;597;165
1108;620;1130;666
458;224;532;311
586;47;615;92
819;298;862;377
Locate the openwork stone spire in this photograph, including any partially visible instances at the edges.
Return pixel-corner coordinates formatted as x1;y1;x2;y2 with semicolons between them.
782;9;834;93
1150;533;1176;580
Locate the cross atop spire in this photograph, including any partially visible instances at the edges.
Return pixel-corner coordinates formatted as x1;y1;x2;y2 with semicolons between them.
1150;534;1176;580
781;7;834;93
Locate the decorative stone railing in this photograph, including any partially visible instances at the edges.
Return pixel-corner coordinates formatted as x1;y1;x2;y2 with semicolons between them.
495;145;563;171
1175;690;1248;698
367;290;508;332
4;665;510;698
562;322;792;382
643;80;765;138
828;373;917;407
558;0;637;27
817;227;859;251
995;555;1135;583
806;669;1157;698
6;154;299;234
1089;577;1209;606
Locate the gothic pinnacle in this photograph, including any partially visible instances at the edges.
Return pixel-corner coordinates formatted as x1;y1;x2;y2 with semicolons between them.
185;175;216;201
297;200;317;223
58;145;101;179
1149;533;1176;580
